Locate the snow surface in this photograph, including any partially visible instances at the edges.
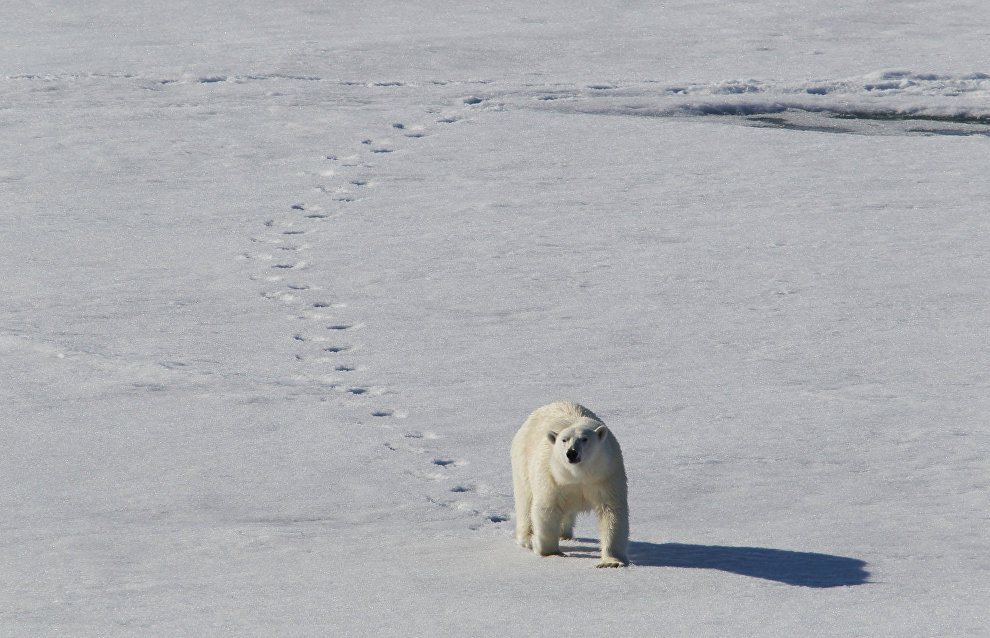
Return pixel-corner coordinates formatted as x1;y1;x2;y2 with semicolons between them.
2;1;989;635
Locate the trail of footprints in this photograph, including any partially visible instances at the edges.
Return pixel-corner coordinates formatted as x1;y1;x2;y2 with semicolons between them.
246;97;510;530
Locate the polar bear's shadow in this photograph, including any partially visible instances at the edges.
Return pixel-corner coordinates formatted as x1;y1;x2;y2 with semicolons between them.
568;539;869;587
629;541;870;588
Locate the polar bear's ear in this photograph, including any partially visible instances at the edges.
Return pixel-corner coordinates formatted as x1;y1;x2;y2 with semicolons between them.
595;425;608;441
547;431;558;444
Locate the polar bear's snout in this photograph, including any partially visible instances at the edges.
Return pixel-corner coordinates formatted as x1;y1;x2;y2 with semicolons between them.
566;446;581;464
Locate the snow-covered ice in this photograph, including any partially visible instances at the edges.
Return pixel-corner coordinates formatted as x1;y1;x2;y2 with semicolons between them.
2;1;988;635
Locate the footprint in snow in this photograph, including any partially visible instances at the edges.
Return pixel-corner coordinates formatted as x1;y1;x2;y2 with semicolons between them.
242;251;274;261
292;333;336;343
249;235;283;245
393;122;428;138
261;289;300;302
404;431;438;440
291;204;330;219
432;458;465;468
371;409;406;420
360;138;394;154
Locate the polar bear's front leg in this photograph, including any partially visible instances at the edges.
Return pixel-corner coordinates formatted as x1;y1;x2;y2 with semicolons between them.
559;511;577;540
531;502;565;557
596;503;629;567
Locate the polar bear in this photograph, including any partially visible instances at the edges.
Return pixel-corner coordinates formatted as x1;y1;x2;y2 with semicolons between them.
511;402;629;567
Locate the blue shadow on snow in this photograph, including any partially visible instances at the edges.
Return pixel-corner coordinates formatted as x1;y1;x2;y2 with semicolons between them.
627;541;870;588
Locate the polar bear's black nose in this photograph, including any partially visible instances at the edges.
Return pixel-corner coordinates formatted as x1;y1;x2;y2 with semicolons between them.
566;448;580;463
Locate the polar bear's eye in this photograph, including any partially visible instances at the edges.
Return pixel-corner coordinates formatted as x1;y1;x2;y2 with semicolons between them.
580;437;587;443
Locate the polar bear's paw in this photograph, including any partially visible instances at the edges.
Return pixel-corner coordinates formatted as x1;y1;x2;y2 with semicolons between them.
596;557;628;568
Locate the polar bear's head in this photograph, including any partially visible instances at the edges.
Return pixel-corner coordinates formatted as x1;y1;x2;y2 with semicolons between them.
548;419;610;469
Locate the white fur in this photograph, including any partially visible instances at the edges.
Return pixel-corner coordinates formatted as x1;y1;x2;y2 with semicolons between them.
510;402;629;567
